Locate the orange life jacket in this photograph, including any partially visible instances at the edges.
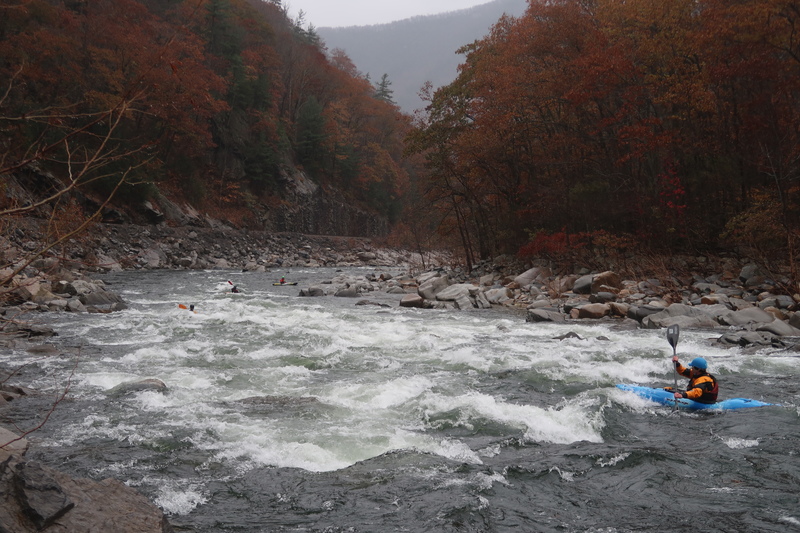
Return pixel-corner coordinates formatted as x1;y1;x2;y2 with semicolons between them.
689;373;718;404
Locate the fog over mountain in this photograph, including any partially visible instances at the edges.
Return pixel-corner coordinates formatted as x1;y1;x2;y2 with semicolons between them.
318;0;528;114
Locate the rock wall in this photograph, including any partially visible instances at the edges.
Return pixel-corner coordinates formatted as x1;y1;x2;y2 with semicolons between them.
3;161;390;240
266;169;389;237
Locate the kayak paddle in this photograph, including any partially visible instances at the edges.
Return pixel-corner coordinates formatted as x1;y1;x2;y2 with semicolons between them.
667;324;680;409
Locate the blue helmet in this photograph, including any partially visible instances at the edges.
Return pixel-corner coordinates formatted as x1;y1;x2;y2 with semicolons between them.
690;357;707;370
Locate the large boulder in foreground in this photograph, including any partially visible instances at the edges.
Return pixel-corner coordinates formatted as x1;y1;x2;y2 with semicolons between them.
0;435;172;532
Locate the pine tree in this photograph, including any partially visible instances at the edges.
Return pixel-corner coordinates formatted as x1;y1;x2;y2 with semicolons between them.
374;74;395;104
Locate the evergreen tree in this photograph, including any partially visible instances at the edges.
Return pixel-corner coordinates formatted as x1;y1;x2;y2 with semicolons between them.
374;74;395;104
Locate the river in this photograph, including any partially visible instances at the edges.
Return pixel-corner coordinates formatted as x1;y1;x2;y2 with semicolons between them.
2;267;799;532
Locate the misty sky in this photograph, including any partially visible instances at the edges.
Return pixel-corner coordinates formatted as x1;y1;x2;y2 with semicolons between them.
286;0;494;28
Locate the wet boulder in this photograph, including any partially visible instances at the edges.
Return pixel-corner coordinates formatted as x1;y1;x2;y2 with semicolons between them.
756;320;800;337
626;304;666;322
400;294;425;308
435;283;475;310
334;285;358;297
1;323;57;339
81;290;127;312
418;275;450;300
718;307;776;327
573;303;610;319
640;303;718;329
108;378;167;397
526;308;565;323
716;331;778;347
10;460;74;530
484;288;513;305
472;289;492;309
0;457;174;532
299;286;325;297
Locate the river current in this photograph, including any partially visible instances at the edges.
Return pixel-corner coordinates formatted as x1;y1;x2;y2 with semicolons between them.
2;267;799;532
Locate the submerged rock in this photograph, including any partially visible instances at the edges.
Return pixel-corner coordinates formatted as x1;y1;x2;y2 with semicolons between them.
108;378;167;396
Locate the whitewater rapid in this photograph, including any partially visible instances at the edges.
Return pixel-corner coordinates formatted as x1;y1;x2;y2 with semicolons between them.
3;268;798;531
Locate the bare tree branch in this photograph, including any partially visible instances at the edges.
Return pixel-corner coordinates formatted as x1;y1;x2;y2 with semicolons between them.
1;350;79;450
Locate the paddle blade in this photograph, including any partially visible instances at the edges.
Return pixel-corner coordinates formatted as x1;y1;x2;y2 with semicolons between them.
667;325;680;351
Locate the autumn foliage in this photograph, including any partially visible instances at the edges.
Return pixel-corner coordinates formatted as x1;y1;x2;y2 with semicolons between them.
0;0;410;224
407;0;800;280
3;0;800;286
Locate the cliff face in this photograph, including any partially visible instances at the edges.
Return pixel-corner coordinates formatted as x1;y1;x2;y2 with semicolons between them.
267;169;389;237
3;162;389;239
206;111;389;238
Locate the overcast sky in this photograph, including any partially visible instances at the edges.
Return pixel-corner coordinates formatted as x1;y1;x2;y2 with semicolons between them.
286;0;494;28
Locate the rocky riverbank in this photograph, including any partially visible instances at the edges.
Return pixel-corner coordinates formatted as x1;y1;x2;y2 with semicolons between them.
3;217;800;348
0;218;450;343
292;262;800;351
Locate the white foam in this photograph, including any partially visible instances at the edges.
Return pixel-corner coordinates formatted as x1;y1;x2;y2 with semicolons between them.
150;479;208;515
80;372;143;391
722;437;759;449
549;466;576;482
596;452;631;467
779;516;800;527
420;391;604;444
38;268;800;481
327;375;434;409
427;436;483;464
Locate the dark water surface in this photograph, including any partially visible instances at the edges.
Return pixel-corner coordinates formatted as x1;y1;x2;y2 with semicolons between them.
2;268;798;532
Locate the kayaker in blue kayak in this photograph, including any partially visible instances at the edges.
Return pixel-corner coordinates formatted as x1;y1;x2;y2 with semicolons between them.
670;356;718;404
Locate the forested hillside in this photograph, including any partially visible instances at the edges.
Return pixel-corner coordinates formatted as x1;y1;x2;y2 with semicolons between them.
318;0;528;113
408;0;800;290
2;0;799;294
0;0;413;237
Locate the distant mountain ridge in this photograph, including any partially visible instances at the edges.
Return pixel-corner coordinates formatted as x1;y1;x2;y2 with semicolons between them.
318;0;528;113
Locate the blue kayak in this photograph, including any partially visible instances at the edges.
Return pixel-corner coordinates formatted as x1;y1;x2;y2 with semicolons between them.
616;384;778;410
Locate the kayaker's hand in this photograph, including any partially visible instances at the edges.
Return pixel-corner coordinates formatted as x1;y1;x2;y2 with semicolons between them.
674;392;683;399
672;355;679;364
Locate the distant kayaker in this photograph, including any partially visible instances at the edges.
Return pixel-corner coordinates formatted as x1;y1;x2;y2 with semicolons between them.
671;356;718;404
231;285;240;293
279;277;285;285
